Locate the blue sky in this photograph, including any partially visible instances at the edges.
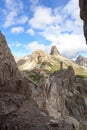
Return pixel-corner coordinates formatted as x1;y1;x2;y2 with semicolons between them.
0;0;87;59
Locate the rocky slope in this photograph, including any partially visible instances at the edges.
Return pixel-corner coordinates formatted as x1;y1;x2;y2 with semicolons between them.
32;66;87;129
76;55;87;68
0;31;52;130
0;31;35;97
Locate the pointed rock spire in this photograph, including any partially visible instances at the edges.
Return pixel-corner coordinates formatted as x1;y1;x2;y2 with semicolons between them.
50;46;60;56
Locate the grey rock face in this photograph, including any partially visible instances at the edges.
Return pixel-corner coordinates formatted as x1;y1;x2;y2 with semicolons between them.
76;55;87;67
50;46;60;56
0;93;24;116
0;31;32;97
35;66;87;121
79;0;87;43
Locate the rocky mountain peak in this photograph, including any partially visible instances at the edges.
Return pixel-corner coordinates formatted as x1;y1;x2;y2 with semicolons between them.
76;55;87;67
50;46;60;56
31;49;49;63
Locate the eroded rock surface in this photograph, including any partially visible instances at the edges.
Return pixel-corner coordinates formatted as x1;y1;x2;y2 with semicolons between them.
34;66;87;129
0;31;33;97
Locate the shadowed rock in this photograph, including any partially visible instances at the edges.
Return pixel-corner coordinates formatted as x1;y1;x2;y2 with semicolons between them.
0;31;32;97
79;0;87;44
34;66;87;121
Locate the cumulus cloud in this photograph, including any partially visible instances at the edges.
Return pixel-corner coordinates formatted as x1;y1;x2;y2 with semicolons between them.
4;11;17;28
50;34;87;58
11;27;24;34
27;28;35;36
28;0;86;58
3;0;28;28
2;0;86;59
29;6;62;29
26;41;50;52
5;0;23;12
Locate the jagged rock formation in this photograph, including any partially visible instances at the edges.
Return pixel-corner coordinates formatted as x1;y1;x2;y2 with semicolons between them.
79;0;87;43
76;55;87;67
50;46;60;56
33;66;87;128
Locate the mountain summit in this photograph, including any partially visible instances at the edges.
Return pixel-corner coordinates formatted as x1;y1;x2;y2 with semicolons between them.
50;46;60;56
76;55;87;68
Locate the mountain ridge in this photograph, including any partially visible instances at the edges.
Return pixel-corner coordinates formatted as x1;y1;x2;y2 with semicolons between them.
17;46;87;83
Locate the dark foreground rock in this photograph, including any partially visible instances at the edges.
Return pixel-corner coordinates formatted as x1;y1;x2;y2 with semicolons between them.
33;66;87;129
0;31;33;98
0;99;80;130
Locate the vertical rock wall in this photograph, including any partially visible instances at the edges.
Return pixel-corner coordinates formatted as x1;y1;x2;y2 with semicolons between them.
79;0;87;43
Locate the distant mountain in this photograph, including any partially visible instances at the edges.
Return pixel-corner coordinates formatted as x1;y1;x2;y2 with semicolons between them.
50;45;60;56
17;47;87;83
76;55;87;68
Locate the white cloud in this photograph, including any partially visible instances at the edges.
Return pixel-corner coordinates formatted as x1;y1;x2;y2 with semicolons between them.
16;43;21;47
50;34;87;58
41;25;87;58
8;42;22;48
33;0;86;59
26;41;50;52
16;15;28;24
4;11;17;28
3;0;28;27
5;0;23;12
29;6;62;29
27;28;35;36
11;27;24;34
2;0;86;59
